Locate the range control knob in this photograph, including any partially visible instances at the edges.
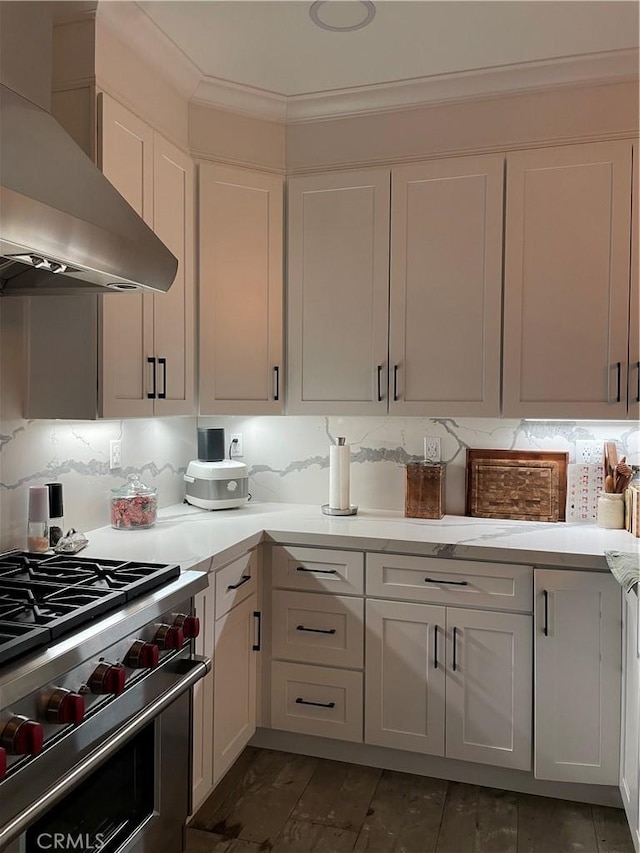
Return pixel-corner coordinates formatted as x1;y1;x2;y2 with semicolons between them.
173;614;200;639
0;746;6;779
88;662;126;696
154;624;184;650
125;640;159;669
45;688;85;725
0;716;44;756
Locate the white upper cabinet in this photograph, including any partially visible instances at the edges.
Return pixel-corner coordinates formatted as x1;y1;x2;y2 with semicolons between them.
389;155;504;416
199;163;284;415
503;141;633;419
287;169;391;415
99;93;195;418
534;569;622;785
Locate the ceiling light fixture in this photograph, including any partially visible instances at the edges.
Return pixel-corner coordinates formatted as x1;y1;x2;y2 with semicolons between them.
309;1;376;32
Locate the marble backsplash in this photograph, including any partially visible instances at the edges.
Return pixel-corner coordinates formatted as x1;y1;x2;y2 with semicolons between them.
1;403;637;552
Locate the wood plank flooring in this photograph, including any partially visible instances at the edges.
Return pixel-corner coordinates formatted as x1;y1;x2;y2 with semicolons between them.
187;747;634;853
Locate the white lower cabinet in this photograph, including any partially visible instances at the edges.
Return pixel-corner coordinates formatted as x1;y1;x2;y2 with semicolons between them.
213;592;260;785
534;569;622;784
620;588;640;852
192;583;215;813
365;599;532;770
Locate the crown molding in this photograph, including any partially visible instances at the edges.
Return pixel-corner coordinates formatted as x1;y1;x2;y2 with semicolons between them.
192;77;288;123
89;4;638;124
97;1;201;100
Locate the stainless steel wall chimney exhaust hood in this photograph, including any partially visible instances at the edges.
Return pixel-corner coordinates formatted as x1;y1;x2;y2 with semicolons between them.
0;3;178;296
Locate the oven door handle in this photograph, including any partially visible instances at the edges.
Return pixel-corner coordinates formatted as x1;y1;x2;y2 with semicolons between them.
0;655;211;849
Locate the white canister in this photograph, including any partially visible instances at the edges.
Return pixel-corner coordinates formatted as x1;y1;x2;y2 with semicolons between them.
596;492;625;529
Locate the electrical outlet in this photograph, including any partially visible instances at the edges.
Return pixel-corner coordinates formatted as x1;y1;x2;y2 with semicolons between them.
424;437;441;463
230;434;244;457
109;439;122;470
575;440;604;465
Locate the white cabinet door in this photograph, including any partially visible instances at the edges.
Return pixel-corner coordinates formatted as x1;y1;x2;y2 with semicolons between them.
365;599;445;755
445;608;532;770
389;155;503;417
98;93;154;418
192;580;215;812
503;141;632;419
534;569;622;784
287;169;390;415
152;134;195;415
620;588;640;852
199;163;284;415
213;593;259;785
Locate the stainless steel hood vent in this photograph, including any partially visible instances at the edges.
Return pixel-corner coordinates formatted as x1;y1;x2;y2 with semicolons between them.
0;84;178;296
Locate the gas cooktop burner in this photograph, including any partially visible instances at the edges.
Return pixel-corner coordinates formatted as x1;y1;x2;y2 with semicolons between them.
0;551;180;666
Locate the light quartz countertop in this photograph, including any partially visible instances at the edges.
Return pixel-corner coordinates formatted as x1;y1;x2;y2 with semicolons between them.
81;502;640;574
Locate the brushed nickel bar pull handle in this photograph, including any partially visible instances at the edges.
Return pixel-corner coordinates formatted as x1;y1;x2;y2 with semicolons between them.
252;611;262;651
424;577;469;586
295;698;335;709
393;365;399;401
158;357;167;399
274;365;280;401
377;365;383;402
147;356;157;399
227;575;251;591
296;566;338;575
452;626;458;671
296;625;337;635
543;590;549;637
434;624;439;669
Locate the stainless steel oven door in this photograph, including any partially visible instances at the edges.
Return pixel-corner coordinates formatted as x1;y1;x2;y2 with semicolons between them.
1;653;210;853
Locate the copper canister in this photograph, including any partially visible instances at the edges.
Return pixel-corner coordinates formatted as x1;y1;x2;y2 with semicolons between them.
405;462;445;519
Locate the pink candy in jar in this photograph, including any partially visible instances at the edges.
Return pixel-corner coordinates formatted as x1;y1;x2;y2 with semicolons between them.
110;474;158;529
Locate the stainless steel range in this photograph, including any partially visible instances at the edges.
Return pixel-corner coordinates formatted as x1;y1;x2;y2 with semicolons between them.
0;550;210;853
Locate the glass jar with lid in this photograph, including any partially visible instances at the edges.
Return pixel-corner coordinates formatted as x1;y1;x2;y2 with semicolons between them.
110;473;158;529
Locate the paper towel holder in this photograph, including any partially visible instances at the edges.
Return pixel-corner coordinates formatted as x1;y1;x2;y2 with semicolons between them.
321;503;358;516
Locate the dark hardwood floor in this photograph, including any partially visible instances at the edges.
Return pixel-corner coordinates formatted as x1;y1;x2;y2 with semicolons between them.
187;747;634;853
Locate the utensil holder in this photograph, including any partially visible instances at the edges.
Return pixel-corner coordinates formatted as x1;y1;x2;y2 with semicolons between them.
405;462;445;519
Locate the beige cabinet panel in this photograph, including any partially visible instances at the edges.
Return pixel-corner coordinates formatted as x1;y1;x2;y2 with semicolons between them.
629;141;639;422
271;545;364;595
213;592;259;785
389;155;504;416
98;93;155;418
192;581;215;812
620;588;640;850
287;169;390;415
215;551;257;620
445;608;532;770
365;599;446;755
504;141;633;419
534;569;622;784
199;163;284;415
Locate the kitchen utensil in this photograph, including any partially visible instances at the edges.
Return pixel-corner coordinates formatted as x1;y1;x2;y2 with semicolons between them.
615;461;633;493
605;474;615;493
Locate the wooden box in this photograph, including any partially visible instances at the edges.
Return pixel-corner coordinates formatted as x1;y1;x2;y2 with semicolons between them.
405;463;445;519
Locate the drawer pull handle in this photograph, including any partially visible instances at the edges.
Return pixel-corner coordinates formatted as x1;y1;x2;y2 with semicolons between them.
543;589;549;637
158;357;167;399
147;356;157;399
296;567;338;575
295;698;336;709
452;626;458;671
252;611;262;651
424;577;469;586
296;625;337;635
393;364;399;401
434;624;439;669
376;365;383;402
227;575;251;591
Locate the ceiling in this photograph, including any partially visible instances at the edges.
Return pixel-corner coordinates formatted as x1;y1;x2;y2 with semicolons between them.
136;0;639;98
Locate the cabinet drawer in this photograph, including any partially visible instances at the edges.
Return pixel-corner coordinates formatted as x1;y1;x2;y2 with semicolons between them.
366;554;532;611
215;551;257;619
272;590;364;668
271;661;363;743
271;546;364;595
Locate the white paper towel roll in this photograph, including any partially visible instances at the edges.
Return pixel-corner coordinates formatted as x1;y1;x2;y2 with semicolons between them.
329;440;350;510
